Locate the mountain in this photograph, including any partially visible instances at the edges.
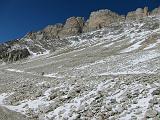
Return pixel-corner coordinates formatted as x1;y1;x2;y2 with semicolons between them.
0;7;160;120
1;7;159;63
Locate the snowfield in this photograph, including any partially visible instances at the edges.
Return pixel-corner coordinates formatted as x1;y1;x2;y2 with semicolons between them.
0;15;160;120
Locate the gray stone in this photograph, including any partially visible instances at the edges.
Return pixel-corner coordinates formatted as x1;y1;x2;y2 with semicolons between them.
106;104;112;111
35;90;43;98
145;109;158;118
149;98;159;105
131;115;137;120
38;105;53;114
110;99;117;104
134;109;142;115
115;105;124;113
152;88;160;95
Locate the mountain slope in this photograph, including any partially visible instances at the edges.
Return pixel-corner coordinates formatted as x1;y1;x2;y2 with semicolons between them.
0;8;160;120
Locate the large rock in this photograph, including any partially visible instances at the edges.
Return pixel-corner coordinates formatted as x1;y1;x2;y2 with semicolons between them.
0;106;28;120
59;17;84;38
152;88;160;95
145;109;158;118
84;9;125;32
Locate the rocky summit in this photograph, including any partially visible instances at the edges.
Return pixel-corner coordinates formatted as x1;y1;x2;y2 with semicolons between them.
0;7;160;120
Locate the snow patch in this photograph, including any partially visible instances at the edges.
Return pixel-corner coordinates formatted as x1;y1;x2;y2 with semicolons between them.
6;69;24;73
99;71;154;76
121;39;146;53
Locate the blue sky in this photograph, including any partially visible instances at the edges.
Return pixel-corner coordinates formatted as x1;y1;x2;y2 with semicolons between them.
0;0;160;43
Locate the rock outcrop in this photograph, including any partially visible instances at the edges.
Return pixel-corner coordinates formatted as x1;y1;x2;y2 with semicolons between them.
0;40;30;63
84;9;125;32
43;23;63;38
27;17;85;39
126;7;149;20
58;17;84;38
144;7;149;16
151;7;160;15
0;48;30;62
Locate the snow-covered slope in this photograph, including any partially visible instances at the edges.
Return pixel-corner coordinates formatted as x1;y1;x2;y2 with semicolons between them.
0;15;160;120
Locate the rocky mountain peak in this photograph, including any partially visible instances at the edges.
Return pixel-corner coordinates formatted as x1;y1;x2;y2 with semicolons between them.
86;9;125;31
126;6;150;20
58;17;84;38
64;17;84;28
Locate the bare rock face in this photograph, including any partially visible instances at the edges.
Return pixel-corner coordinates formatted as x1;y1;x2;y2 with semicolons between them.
43;23;63;38
151;7;160;15
144;7;149;16
25;32;36;40
0;106;28;120
126;7;149;21
126;8;143;20
26;23;63;40
2;48;30;62
59;17;84;38
84;9;125;32
0;41;30;62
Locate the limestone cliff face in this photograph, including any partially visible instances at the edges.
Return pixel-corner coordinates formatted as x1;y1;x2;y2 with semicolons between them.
58;17;84;38
43;23;63;38
84;9;125;32
126;7;149;21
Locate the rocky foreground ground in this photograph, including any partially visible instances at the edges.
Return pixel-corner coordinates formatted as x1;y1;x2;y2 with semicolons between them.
0;8;160;120
0;106;28;120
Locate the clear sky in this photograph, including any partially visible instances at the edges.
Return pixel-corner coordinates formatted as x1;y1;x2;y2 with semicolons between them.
0;0;160;43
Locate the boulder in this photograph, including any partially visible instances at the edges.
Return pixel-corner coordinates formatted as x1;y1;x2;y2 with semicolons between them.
152;88;160;95
145;109;158;118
